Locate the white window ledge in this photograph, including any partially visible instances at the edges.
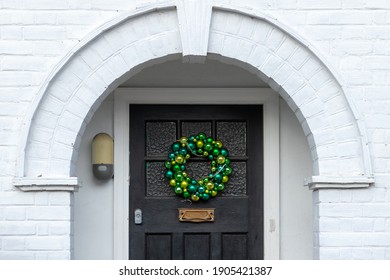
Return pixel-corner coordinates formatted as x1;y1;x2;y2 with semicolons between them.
13;177;79;192
304;176;375;190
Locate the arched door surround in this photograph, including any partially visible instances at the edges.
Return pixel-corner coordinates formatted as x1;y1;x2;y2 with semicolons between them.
13;1;374;259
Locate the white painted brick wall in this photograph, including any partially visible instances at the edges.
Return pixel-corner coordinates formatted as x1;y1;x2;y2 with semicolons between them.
268;0;390;260
314;179;390;259
1;0;390;259
0;192;72;259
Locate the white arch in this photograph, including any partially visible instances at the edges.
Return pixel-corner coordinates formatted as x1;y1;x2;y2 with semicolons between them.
15;1;373;188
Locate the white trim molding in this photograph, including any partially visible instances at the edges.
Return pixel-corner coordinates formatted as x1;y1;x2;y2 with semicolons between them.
13;177;79;192
113;88;280;260
304;176;374;190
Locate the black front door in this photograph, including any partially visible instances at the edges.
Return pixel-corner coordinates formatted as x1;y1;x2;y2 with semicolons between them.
129;105;263;259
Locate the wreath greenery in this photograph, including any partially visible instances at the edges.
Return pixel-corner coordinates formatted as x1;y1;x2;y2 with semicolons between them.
164;132;232;202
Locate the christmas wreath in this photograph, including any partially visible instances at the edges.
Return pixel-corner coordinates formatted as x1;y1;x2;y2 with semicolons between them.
164;132;232;202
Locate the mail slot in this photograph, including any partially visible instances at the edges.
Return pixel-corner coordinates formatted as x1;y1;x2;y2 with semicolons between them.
178;208;215;223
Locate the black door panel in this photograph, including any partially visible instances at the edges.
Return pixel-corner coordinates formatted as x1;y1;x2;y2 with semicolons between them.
129;105;263;259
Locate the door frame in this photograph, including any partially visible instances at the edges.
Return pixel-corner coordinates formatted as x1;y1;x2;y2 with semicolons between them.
113;88;280;259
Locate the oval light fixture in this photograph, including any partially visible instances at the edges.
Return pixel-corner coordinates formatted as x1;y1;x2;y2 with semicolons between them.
92;133;114;180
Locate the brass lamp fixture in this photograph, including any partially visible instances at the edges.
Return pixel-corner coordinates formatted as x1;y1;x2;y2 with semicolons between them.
92;133;114;180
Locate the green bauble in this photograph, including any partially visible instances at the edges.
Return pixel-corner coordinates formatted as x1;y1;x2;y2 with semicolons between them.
217;183;225;191
212;148;220;157
198;132;206;140
165;161;172;169
173;164;181;172
214;173;222;183
188;185;197;194
204;143;212;151
220;148;229;157
174;187;183;194
198;186;205;194
172;143;181;152
165;170;173;179
183;191;190;198
188;142;196;150
224;166;232;175
174;172;183;182
179;148;187;156
201;193;210;200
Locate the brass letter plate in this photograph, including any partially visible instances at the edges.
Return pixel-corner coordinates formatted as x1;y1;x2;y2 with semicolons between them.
178;208;215;223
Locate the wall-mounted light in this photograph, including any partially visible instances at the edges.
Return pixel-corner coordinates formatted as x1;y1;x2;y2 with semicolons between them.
92;133;114;180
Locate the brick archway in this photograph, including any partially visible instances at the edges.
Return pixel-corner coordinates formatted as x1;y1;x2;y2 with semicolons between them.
15;2;373;188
